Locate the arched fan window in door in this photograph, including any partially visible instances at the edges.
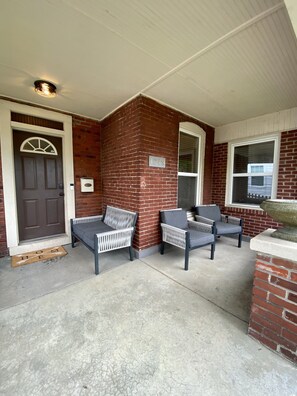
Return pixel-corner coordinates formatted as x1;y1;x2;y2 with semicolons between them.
20;137;58;155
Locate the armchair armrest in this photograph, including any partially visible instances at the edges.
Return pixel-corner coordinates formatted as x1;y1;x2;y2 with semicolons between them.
195;215;215;226
161;223;187;249
220;214;228;223
188;220;214;234
96;227;134;253
221;214;243;226
228;216;243;226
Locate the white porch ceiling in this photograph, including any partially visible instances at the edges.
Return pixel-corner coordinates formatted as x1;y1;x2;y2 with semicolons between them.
0;0;297;126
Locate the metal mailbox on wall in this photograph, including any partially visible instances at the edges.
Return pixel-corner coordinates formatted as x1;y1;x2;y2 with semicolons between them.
80;178;94;192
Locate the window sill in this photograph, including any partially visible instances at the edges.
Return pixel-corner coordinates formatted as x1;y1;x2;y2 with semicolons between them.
225;203;264;211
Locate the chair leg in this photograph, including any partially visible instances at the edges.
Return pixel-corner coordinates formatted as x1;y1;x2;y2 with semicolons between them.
160;241;165;255
184;233;190;271
210;243;215;260
238;233;242;248
94;237;99;275
129;246;134;261
71;234;76;248
184;248;190;271
95;251;99;275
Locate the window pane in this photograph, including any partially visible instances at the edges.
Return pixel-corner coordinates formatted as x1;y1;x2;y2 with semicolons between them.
179;132;199;173
251;165;264;173
178;176;196;210
251;176;264;186
232;176;272;204
234;141;274;173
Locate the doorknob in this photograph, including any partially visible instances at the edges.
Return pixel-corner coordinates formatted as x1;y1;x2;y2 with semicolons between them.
59;192;65;196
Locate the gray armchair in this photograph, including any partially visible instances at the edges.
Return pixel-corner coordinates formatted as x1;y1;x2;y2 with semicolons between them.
160;209;215;270
195;205;243;248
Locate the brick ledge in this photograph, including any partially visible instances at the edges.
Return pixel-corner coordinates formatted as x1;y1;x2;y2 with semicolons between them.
250;229;297;264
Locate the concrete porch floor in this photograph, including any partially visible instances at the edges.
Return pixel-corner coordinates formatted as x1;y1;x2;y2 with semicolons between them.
0;238;296;395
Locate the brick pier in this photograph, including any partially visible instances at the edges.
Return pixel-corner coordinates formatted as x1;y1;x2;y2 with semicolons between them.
249;229;297;364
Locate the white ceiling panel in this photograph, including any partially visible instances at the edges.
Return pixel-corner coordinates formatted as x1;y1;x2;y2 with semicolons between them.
0;0;296;125
0;0;169;118
63;0;282;66
145;74;239;127
145;4;297;125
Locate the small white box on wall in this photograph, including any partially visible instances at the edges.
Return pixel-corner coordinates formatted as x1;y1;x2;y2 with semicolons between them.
80;178;94;192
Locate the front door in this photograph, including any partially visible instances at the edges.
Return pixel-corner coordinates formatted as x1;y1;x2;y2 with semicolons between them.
13;130;65;241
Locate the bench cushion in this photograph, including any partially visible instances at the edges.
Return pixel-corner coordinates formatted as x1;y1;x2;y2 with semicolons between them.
72;221;113;250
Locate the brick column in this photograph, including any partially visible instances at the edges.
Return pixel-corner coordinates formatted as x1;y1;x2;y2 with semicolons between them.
249;230;297;364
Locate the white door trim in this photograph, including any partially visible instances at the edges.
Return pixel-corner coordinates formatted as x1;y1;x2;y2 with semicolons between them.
0;100;75;255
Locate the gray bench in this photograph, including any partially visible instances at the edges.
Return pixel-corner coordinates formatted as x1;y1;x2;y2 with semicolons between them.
71;206;138;275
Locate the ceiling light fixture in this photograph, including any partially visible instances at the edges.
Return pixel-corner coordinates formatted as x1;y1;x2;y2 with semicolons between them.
34;80;57;98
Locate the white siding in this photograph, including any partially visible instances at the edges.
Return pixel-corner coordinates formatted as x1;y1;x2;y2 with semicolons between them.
215;107;297;144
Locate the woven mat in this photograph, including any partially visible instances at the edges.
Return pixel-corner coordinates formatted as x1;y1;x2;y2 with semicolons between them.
11;246;67;268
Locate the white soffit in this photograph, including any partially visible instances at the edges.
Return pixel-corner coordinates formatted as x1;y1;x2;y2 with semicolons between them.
0;0;297;125
144;3;297;126
285;0;297;38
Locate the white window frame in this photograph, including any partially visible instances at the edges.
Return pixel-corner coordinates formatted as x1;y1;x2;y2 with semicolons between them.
178;122;205;207
20;137;58;155
226;134;280;209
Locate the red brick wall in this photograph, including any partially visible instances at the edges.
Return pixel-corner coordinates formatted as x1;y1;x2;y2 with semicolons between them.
101;95;215;252
72;115;102;217
0;150;8;256
138;98;179;251
100;97;142;246
212;143;228;205
138;97;214;251
212;130;297;238
248;254;297;364
277;130;297;198
1;95;213;255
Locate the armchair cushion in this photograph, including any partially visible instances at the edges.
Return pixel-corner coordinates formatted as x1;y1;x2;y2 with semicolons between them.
215;222;242;235
188;229;214;249
160;209;188;230
196;205;221;222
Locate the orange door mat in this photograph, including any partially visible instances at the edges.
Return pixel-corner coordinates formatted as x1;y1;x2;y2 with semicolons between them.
11;246;67;268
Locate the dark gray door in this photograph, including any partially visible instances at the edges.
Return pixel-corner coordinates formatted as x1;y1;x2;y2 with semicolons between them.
14;131;65;241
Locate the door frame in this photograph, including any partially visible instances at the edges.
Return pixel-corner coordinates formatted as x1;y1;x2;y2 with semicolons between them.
0;100;75;255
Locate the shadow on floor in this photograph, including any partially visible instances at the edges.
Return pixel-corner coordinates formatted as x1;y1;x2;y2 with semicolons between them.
0;243;132;311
